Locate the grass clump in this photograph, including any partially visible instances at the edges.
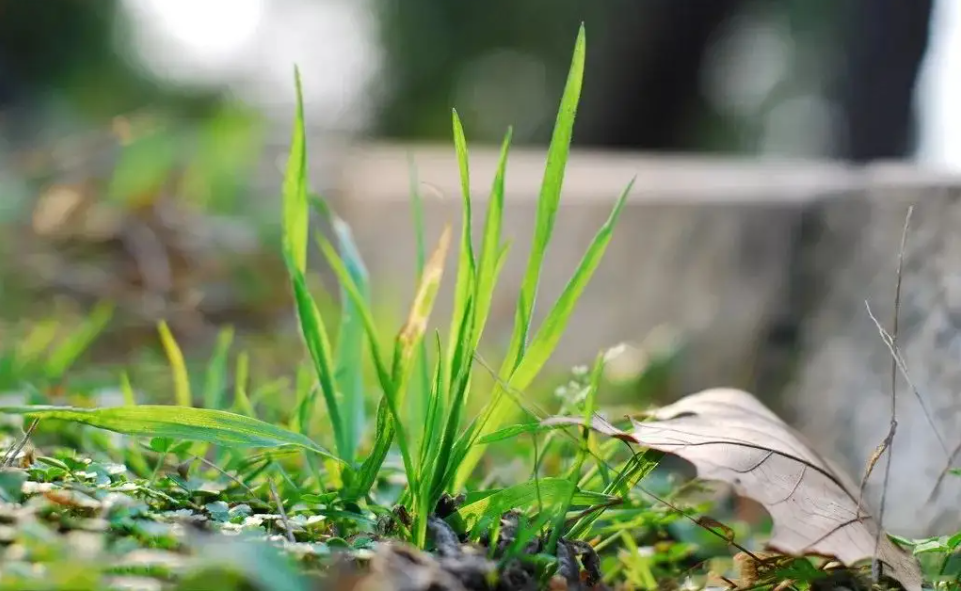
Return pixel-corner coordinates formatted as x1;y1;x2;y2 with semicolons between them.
1;23;955;591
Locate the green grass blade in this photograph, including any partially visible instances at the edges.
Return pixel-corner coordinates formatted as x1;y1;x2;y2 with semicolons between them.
0;405;338;461
287;258;347;460
472;128;512;348
202;326;234;410
157;321;192;407
502;24;585;375
316;236;391;393
451;477;614;532
347;397;391;500
476;422;558;444
283;67;309;273
446;110;477;376
44;302;113;379
312;199;370;462
509;179;632;390
568;448;662;539
429;295;475;502
417;331;446;475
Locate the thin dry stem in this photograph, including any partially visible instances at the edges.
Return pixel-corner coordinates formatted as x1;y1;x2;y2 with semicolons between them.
1;419;40;468
190;454;257;496
929;443;961;503
865;305;947;456
862;203;913;583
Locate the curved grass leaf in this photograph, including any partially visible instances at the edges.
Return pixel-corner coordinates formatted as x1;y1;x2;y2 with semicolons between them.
310;197;370;462
476;422;557;444
0;405;338;461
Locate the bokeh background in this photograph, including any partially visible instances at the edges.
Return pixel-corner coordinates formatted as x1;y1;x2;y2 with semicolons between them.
0;0;959;397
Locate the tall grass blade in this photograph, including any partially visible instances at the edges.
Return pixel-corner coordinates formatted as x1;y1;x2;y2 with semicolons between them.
417;332;446;474
348;398;391;500
472;128;512;348
502;24;585;374
157;321;192;407
454;24;589;487
509;179;632;389
0;405;338;461
316;236;391;391
283;67;309;273
312;198;370;462
332;222;368;462
288;260;346;459
446;110;477;377
430;296;476;502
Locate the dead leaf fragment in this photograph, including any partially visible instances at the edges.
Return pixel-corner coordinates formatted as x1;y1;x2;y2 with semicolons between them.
695;516;735;543
547;388;922;591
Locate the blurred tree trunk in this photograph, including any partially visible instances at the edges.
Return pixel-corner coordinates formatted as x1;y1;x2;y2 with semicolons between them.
578;0;742;152
578;0;934;162
832;0;934;162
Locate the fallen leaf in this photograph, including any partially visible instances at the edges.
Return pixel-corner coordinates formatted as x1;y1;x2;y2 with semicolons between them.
544;388;922;591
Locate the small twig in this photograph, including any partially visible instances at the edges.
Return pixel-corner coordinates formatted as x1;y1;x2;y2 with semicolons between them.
634;483;764;564
270;480;295;543
929;443;961;503
861;203;913;584
190;454;257;497
1;419;40;468
865;304;948;456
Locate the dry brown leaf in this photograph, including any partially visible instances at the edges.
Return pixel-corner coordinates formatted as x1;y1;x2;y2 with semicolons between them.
547;388;922;591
